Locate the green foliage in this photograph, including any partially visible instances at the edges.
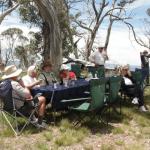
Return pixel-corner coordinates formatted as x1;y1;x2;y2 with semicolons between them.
1;27;23;38
18;0;42;27
17;0;76;58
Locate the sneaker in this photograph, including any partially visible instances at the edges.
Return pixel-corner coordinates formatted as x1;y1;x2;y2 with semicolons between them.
139;106;148;112
30;115;38;124
35;122;48;129
46;103;52;109
132;97;139;104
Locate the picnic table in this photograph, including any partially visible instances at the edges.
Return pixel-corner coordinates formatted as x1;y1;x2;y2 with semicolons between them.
31;79;90;110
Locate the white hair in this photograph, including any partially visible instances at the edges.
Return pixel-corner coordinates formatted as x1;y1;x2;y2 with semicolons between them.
27;65;36;76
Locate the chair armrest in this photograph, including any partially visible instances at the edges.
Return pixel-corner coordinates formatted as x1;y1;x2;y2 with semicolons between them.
27;93;42;108
61;97;91;103
32;93;42;107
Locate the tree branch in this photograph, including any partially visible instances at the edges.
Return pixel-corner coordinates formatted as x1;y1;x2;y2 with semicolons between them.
74;20;93;33
92;0;98;18
0;2;19;24
124;21;149;49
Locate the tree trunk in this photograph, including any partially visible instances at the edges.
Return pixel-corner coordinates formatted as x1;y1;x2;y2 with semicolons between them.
104;20;113;51
33;0;62;71
85;23;99;60
42;22;50;59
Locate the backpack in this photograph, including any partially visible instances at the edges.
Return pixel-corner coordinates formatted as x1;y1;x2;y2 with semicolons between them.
0;79;13;111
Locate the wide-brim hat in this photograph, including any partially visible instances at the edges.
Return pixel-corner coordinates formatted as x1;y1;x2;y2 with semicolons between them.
2;65;22;80
41;60;52;69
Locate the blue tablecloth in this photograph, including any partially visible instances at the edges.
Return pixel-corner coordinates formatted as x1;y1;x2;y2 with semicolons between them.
31;79;90;110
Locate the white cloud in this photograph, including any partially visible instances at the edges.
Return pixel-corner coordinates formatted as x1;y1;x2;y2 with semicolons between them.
129;0;150;10
107;28;143;66
0;12;39;35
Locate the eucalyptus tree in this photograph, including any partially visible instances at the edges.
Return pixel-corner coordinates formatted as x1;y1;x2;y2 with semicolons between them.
71;0;136;59
104;0;136;50
1;27;23;64
18;0;71;70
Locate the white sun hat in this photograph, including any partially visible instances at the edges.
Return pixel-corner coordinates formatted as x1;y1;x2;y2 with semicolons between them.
60;64;70;70
2;65;22;80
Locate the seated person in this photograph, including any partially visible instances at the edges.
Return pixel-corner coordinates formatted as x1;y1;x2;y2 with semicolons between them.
80;64;89;78
120;65;147;112
2;65;47;128
22;65;41;89
59;64;76;84
38;60;57;85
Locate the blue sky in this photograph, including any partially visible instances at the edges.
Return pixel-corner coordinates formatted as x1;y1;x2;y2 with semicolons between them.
0;0;150;66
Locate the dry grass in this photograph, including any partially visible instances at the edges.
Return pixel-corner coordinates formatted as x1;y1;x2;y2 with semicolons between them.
0;86;150;149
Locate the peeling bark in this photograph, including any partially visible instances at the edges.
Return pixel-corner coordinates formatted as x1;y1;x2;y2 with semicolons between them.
33;0;62;71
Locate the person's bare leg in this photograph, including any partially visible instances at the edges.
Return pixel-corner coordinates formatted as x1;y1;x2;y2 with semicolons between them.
38;96;46;116
38;96;46;124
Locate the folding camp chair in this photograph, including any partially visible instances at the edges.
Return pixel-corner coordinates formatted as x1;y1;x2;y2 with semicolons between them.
0;80;41;136
106;76;122;115
68;78;107;126
132;71;143;88
71;64;81;78
121;71;143;101
88;66;105;78
97;66;105;78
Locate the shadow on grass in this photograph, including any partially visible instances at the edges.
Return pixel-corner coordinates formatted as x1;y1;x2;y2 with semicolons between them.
0;88;150;139
46;94;150;136
48;107;123;135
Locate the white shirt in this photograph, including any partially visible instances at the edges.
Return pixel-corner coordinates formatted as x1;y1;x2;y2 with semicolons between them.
89;50;105;65
123;77;133;85
22;75;40;88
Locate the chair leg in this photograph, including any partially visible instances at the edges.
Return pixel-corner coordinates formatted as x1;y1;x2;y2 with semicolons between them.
73;113;84;127
97;107;109;125
16;107;40;135
51;108;56;126
1;111;18;136
119;98;122;115
13;110;19;134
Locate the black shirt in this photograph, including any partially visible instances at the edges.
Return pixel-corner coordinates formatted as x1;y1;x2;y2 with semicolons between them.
140;53;150;68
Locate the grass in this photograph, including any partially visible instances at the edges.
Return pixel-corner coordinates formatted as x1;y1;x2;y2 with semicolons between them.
35;142;49;150
55;119;90;146
112;126;124;134
0;86;150;149
43;132;53;141
101;144;115;150
115;140;124;146
124;144;145;150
